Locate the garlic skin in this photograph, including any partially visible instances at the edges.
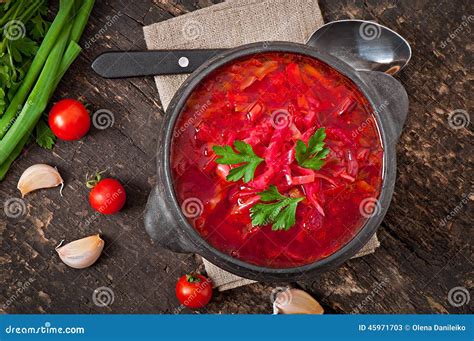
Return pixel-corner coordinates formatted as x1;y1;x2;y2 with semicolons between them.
56;235;104;269
17;164;64;197
273;288;324;314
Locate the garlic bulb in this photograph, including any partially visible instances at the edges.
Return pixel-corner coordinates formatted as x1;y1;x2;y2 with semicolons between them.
56;235;104;269
17;164;64;197
273;288;324;314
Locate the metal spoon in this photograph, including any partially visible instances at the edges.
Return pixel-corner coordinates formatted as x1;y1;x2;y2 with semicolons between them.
92;19;411;78
306;19;411;75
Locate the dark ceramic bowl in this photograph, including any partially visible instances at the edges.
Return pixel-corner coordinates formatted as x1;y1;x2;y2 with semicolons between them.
144;42;408;281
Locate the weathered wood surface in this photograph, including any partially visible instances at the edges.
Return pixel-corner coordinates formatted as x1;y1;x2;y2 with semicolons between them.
1;0;472;314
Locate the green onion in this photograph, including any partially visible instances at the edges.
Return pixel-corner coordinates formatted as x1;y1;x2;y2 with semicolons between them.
52;41;82;95
0;42;82;180
0;24;72;164
70;0;95;43
0;0;94;178
0;130;30;181
0;0;74;137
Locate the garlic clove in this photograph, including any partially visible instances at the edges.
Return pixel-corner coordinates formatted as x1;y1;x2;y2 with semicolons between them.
17;164;64;197
273;288;324;314
56;234;104;269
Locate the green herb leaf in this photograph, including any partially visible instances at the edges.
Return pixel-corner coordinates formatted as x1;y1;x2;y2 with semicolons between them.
0;0;50;116
29;13;51;40
250;185;304;231
295;127;329;170
213;140;264;183
35;119;56;150
9;37;39;63
272;201;300;231
257;185;287;202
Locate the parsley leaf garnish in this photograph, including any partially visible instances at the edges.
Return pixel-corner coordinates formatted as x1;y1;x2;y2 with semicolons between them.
9;37;39;63
213;140;264;183
35;119;56;150
30;13;51;41
295;127;330;170
250;185;304;231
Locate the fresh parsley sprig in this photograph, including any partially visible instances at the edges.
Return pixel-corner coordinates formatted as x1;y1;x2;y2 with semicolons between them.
213;140;264;183
295;127;330;170
250;185;304;231
0;0;49;115
0;0;53;150
35;119;56;150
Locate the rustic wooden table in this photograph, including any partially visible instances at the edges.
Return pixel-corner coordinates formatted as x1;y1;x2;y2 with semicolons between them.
1;0;472;314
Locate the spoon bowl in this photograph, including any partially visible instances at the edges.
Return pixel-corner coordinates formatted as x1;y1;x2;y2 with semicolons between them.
306;19;411;75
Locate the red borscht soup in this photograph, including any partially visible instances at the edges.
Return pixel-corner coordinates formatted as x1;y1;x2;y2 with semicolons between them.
171;52;383;268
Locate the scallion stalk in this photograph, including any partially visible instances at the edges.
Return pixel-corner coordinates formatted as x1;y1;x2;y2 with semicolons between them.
0;130;30;181
0;0;73;136
0;24;72;164
70;0;95;43
52;41;82;96
0;41;82;180
0;0;95;179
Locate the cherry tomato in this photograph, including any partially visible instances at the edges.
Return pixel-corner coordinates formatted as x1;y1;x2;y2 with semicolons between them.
49;99;90;141
176;274;213;309
88;178;126;214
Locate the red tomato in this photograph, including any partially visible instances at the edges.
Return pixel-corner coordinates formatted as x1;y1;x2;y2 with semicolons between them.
49;99;90;141
176;274;213;309
89;178;126;214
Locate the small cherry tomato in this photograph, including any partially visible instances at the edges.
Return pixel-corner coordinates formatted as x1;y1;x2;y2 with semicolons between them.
49;99;90;141
87;173;126;214
176;274;213;309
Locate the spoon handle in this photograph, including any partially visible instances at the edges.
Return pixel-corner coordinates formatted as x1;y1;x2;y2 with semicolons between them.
92;49;226;78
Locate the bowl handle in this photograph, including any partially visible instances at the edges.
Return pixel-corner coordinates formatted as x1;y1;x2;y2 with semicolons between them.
144;185;197;253
358;71;409;141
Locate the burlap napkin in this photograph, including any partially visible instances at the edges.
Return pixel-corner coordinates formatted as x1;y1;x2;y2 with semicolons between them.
143;0;380;291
